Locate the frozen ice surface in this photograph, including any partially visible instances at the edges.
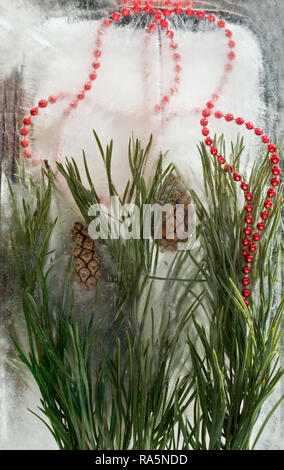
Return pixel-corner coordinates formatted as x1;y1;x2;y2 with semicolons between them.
23;19;264;199
0;2;283;450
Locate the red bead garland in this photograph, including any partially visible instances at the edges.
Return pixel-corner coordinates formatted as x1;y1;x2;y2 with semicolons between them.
199;102;281;305
20;1;281;306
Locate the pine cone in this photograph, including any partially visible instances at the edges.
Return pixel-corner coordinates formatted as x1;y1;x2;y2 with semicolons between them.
155;173;191;251
71;222;102;290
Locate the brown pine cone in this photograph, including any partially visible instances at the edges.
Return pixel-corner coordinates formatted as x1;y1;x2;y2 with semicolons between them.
71;222;102;290
155;173;191;251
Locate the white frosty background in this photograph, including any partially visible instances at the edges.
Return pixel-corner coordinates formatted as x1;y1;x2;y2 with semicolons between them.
0;0;283;450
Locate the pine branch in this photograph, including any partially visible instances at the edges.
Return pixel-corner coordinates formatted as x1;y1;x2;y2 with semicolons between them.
177;139;283;450
57;132;175;314
8;132;283;450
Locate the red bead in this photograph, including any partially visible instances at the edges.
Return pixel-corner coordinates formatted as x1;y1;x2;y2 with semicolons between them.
242;289;251;298
254;127;263;136
233;172;241;182
242;277;250;286
30;107;38;116
260;210;268;220
228;40;235;48
245;254;253;264
218;19;226;28
202;108;211;117
77;91;85;100
38;99;48;108
32;157;41;166
20;127;29;136
167;30;174;39
245;191;253;201
217;156;226;165
225;164;233;173
171;42;178;50
264;200;272;209
271;154;280;164
92;62;100;69
185;8;194;16
210;146;218;156
271;166;281;180
196;10;205;18
245;204;253;213
162;95;169;104
244;299;249;307
200;118;208;126
257;222;265;231
249;243;257;252
94;49;102;58
225;113;234;121
132;5;141;13
122;7;131;16
236;117;244;125
245;215;253;224
267;188;276;198
163;8;172;16
226;63;233;72
24;148;32;158
246;122;254;130
228;51;235;61
268;144;277;153
23;116;32;126
206;101;214;109
175;64;181;73
271;177;280;187
160;19;168;28
215;111;223;119
205;137;213;146
241;182;249;191
103;19;112;27
225;29;232;37
173;53;181;61
89;71;97;80
245;192;253;201
112;12;121;21
202;128;210;136
174;7;182;14
84;81;92;90
21;138;29;148
262;135;270;144
153;9;162;19
253;233;261;241
207;13;216;22
243;238;250;246
243;266;251;275
148;24;156;33
144;5;153;13
242;249;248;257
244;226;252;235
70;100;78;108
48;95;57;103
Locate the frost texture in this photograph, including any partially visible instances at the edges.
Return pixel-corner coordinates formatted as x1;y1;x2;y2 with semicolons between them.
0;0;283;450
